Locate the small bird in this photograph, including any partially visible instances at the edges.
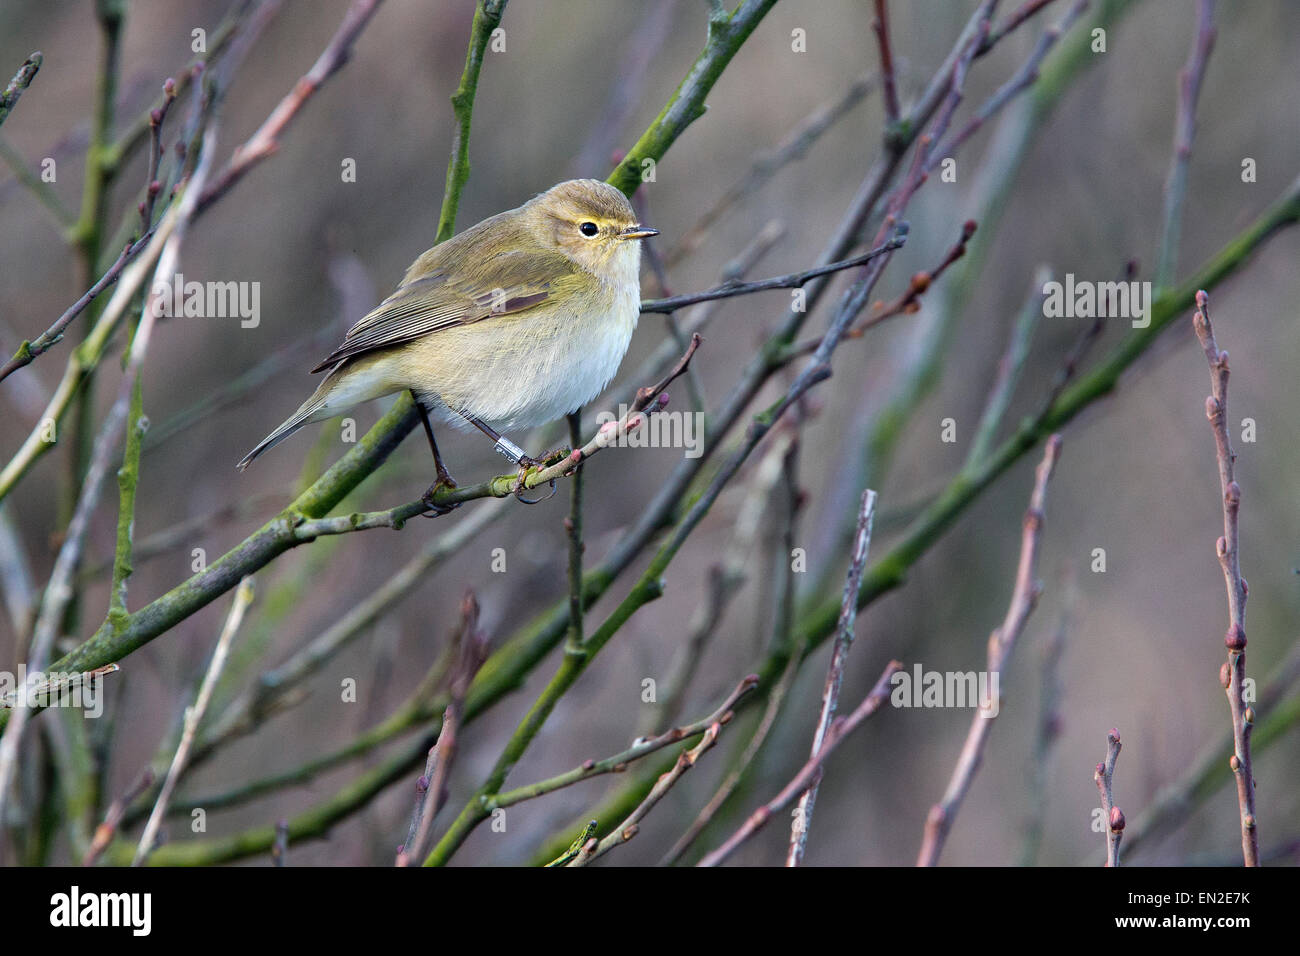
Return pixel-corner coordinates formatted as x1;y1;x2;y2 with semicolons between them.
237;179;658;506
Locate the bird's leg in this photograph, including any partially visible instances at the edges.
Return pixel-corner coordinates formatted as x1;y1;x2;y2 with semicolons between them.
464;415;558;504
416;396;459;516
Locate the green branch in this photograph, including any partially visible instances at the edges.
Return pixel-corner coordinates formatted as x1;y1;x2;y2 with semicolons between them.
607;0;778;197
436;0;507;243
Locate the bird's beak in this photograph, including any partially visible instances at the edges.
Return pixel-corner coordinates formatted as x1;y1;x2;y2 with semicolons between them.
617;225;659;240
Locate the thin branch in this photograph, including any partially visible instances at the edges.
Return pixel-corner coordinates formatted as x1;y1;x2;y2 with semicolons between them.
640;236;906;314
1101;638;1300;862
1019;566;1073;865
564;411;586;652
498;674;757;810
134;577;254;865
1192;289;1259;867
787;487;877;866
1156;0;1216;290
397;593;487;866
916;434;1062;866
1093;728;1125;867
195;0;384;216
966;266;1049;468
930;0;1089;167
0;52;42;129
872;1;900;126
698;660;902;867
0;234;154;385
566;697;748;869
663;72;872;268
83;767;155;866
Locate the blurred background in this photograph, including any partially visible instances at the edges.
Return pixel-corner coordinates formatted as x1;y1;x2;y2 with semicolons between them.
0;0;1297;866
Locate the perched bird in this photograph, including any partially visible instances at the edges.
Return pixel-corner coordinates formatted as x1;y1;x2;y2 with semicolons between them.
237;179;657;506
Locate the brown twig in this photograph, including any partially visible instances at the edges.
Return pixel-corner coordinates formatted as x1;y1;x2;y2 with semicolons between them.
1093;728;1124;867
872;1;900;127
138;78;178;234
397;592;488;866
1192;289;1259;867
786;487;877;866
916;434;1062;866
931;0;1089;167
83;768;154;866
698;660;903;867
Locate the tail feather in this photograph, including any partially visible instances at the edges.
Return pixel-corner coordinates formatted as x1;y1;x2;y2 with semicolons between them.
236;399;325;471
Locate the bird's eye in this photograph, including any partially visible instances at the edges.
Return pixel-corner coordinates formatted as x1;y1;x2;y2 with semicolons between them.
579;221;599;237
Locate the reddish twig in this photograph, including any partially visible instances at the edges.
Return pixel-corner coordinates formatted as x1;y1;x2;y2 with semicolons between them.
1093;728;1124;867
397;592;489;866
83;768;155;866
917;435;1062;866
138;78;178;233
195;0;384;214
872;0;900;126
1192;289;1258;867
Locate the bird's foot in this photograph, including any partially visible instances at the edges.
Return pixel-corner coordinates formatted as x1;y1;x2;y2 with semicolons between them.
421;472;461;517
512;456;557;505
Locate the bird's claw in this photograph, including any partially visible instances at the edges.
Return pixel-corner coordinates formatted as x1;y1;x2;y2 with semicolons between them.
421;475;460;517
512;462;557;505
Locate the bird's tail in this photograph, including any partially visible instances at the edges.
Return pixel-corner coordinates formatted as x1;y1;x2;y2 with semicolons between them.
236;396;327;471
236;358;402;471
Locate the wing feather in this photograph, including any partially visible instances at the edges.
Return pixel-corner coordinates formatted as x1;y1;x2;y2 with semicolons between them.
310;241;572;373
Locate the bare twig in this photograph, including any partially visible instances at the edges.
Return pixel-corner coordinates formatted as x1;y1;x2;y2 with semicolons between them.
641;236;906;314
134;577;254;865
1093;727;1124;867
872;1;900;127
565;696;750;869
500;674;757;810
397;593;488;866
83;768;155;866
787;488;877;866
698;660;903;867
916;434;1062;866
195;0;385;215
931;0;1089;166
1156;0;1216;290
1192;289;1258;867
663;73;871;268
0;234;155;385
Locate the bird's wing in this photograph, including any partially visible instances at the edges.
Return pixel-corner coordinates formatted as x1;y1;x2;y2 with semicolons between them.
309;244;572;373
